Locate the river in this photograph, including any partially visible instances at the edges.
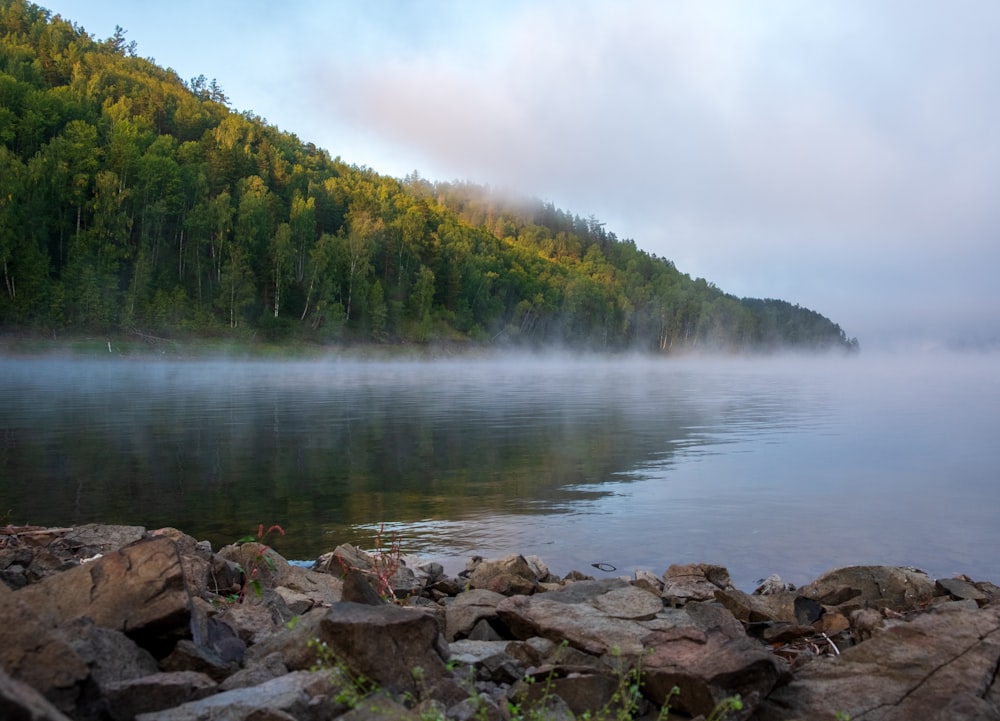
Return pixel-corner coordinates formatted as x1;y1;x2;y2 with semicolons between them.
1;351;997;590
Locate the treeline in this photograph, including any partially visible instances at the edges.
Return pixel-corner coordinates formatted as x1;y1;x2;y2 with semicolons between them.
0;1;859;352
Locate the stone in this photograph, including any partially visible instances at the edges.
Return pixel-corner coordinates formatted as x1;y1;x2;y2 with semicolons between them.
342;568;385;605
60;523;148;556
219;652;289;692
311;602;454;699
754;574;794;595
642;625;787;719
467;554;539;596
445;588;506;641
755;605;1000;721
937;576;988;605
134;670;343;721
497;593;651;656
15;536;192;655
592;584;663;620
798;565;939;613
0;668;73;721
273;586;313;614
102;671;217;721
661;563;734;605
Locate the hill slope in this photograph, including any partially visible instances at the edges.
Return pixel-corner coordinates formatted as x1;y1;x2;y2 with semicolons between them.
0;0;858;352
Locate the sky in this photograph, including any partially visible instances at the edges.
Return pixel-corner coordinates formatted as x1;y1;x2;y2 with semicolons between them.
42;1;1000;350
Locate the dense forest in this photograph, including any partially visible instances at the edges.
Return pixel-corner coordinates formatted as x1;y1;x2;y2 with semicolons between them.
0;1;859;353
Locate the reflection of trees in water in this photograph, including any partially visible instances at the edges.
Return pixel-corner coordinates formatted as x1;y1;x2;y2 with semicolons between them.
0;361;808;560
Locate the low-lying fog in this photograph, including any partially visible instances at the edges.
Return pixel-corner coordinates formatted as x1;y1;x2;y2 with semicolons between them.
1;350;997;590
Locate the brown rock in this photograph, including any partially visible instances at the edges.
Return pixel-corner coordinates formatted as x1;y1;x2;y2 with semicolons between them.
661;563;734;605
799;566;938;613
15;536;192;653
468;554;539;596
756;605;1000;721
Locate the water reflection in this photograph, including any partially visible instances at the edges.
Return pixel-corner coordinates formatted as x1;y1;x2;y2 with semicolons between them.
2;354;998;590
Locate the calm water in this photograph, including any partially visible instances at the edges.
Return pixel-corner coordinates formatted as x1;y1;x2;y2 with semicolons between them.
1;352;997;590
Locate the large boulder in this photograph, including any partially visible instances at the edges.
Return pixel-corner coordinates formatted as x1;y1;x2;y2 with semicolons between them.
755;605;1000;721
14;536;192;654
312;602;456;700
798;565;938;613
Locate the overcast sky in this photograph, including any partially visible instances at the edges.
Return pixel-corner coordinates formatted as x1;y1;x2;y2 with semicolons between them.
43;1;1000;350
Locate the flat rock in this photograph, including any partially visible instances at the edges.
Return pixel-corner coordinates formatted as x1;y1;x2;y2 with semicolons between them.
134;670;340;721
755;605;1000;721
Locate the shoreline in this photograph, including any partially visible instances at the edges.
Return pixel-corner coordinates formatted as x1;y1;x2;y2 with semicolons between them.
3;522;999;720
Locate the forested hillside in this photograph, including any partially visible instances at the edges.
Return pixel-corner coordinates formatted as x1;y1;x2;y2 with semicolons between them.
0;1;859;352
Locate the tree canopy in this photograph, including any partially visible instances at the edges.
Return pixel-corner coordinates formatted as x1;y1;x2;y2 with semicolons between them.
0;1;859;353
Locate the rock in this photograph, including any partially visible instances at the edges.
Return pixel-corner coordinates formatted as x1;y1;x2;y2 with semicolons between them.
937;577;988;606
592;584;663;620
445;588;506;641
799;565;938;613
755;605;1000;721
218;652;289;692
497;593;651;656
342;568;385;605
15;536;192;655
468;554;539;596
0;668;73;721
512;671;623;719
661;563;735;605
102;671;217;721
754;574;794;595
793;596;824;625
642;621;787;719
62;523;148;556
310;602;455;699
273;586;313;614
134;670;343;721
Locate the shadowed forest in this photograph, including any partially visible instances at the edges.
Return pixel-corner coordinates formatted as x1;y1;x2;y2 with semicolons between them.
0;1;859;352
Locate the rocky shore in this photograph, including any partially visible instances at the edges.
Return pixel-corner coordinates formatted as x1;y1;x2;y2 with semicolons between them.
2;524;999;721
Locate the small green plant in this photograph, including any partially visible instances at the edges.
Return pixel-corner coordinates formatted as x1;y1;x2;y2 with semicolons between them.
235;523;285;602
706;695;743;721
308;637;381;708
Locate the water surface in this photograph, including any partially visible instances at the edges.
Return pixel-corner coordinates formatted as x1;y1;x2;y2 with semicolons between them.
1;352;997;590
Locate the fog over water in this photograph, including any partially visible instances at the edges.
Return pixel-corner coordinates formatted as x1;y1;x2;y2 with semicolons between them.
1;351;997;590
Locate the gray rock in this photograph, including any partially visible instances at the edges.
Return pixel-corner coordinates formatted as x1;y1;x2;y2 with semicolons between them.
937;576;988;605
134;670;342;721
445;588;506;641
755;605;1000;721
592;584;663;620
0;668;73;721
103;671;217;721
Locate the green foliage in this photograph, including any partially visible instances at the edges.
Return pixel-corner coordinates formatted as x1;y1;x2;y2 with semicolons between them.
0;1;857;352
